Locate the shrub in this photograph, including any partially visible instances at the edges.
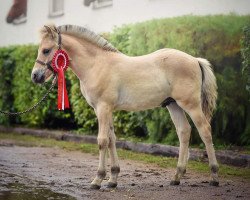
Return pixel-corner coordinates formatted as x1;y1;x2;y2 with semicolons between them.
241;25;250;94
0;46;17;125
240;25;250;145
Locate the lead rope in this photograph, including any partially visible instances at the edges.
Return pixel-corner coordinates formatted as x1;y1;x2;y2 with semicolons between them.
0;73;57;116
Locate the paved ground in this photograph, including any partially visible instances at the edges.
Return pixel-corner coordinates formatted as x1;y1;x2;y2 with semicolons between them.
0;141;250;200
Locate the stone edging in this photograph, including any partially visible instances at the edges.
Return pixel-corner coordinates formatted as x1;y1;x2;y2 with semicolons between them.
0;125;249;168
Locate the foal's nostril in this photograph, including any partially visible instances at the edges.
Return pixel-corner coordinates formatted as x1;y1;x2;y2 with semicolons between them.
32;73;37;80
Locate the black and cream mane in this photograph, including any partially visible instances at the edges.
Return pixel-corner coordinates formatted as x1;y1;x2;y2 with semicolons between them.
58;25;118;52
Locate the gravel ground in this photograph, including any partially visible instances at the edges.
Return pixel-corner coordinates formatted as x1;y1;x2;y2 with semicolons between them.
0;141;250;200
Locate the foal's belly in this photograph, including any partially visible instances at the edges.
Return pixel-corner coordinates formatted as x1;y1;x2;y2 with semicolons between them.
115;82;170;111
116;99;163;111
114;66;172;111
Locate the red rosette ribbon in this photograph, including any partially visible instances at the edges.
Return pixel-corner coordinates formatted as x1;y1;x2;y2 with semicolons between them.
52;49;70;110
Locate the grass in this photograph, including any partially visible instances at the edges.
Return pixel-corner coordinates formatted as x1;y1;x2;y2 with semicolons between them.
0;132;250;180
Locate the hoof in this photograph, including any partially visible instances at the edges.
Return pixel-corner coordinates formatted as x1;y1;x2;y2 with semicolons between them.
170;180;180;186
107;182;117;188
90;184;101;190
209;181;219;187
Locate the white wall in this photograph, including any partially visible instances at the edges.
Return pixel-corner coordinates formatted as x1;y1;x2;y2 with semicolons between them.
0;0;249;47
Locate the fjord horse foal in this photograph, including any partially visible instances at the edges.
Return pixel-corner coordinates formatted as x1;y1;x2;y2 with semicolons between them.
31;24;219;189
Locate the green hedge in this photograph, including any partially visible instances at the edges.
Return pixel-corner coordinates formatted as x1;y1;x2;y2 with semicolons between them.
240;25;250;144
241;25;250;94
0;46;17;125
0;14;249;145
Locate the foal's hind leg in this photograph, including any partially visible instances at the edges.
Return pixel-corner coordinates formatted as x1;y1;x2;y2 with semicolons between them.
179;102;219;186
167;102;191;185
107;129;120;188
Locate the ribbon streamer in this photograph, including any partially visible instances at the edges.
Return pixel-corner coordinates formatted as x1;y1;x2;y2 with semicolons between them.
52;49;70;110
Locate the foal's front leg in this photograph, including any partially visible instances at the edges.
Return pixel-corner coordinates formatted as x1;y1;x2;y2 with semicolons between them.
90;104;111;189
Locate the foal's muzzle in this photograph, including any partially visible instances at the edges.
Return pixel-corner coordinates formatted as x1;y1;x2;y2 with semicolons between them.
31;69;45;83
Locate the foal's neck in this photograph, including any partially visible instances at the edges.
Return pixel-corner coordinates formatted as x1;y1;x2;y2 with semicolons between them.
61;34;102;80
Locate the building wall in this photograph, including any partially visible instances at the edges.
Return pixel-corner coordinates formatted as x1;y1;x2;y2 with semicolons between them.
0;0;249;47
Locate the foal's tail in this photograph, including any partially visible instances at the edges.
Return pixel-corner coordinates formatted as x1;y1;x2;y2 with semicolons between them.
197;58;218;122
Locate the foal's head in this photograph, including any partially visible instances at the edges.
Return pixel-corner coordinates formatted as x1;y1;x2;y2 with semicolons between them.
31;24;59;84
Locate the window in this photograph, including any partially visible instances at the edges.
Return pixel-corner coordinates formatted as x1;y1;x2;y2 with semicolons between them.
49;0;64;17
83;0;113;9
93;0;113;9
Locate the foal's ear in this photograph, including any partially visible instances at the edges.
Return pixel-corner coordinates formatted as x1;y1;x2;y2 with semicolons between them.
41;24;58;40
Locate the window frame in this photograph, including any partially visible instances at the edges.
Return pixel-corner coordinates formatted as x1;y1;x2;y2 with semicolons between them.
48;0;64;18
93;0;113;9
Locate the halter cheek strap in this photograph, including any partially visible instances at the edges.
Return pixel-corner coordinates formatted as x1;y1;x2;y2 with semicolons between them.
58;30;62;49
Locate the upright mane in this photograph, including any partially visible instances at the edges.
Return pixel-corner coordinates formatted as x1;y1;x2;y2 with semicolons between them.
58;25;118;52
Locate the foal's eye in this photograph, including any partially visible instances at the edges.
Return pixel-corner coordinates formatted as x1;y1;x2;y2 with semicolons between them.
42;49;50;55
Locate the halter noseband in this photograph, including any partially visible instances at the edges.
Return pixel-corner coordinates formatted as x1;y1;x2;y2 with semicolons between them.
35;30;62;72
